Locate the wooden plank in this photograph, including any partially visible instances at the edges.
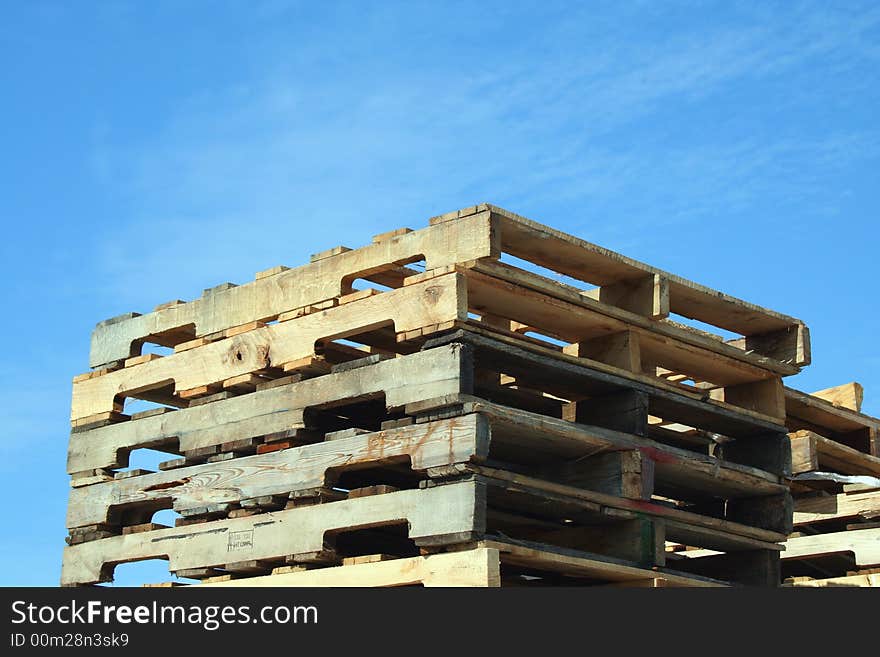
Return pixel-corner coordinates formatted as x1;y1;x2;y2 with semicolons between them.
599;274;669;320
564;331;642;373
73;274;467;421
479;204;809;364
719;431;791;479
786;573;880;587
785;386;880;456
564;389;649;436
482;540;725;587
205;542;725;587
432;327;786;437
811;382;864;412
210;548;499;587
254;265;290;280
420;396;786;500
70;335;790;490
794;490;880;526
91;202;808;377
543;450;653;500
726;493;793;536
372;227;413;243
124;353;164;368
202;542;726;587
722;377;786;421
465;263;796;384
789;430;880;477
61;482;483;586
521;519;665;567
66;415;487;529
782;527;880;567
89;214;496;367
790;431;818;474
468;465;787;545
67;343;468;473
70;326;791;478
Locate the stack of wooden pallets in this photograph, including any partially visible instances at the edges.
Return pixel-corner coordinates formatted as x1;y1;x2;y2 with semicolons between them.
781;383;880;587
63;204;811;587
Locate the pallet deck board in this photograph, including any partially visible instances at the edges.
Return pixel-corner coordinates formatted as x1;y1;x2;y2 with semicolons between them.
62;481;483;585
786;386;880;456
794;490;880;526
66;406;788;536
88;204;808;373
782;527;880;567
88;214;496;368
74;269;797;423
785;572;880;587
69;335;789;476
431;329;787;438
790;430;880;477
61;475;781;586
72;274;465;421
198;543;726;588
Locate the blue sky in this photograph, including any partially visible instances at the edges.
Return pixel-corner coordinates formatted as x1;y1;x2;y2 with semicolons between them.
1;1;878;586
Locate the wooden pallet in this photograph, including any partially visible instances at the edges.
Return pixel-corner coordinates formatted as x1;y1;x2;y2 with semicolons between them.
68;333;791;484
66;404;790;538
786;386;880;456
190;543;727;588
72;267;796;425
61;474;784;586
67;344;466;474
88;212;494;368
790;430;880;479
86;205;808;375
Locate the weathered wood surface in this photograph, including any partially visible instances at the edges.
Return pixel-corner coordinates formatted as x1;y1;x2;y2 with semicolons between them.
470;465;787;545
75;267;797;422
794;490;880;526
91;204;808;372
69;335;791;480
786;573;880;587
782;527;880;567
61;481;482;586
432;328;787;437
810;382;864;412
63;469;782;586
67;415;487;528
789;430;880;477
68;344;468;473
68;401;787;537
786;386;880;456
478;398;786;498
72;274;466;421
465;262;797;385
200;542;726;587
433;204;809;365
89;214;496;367
484;540;725;586
202;548;502;587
